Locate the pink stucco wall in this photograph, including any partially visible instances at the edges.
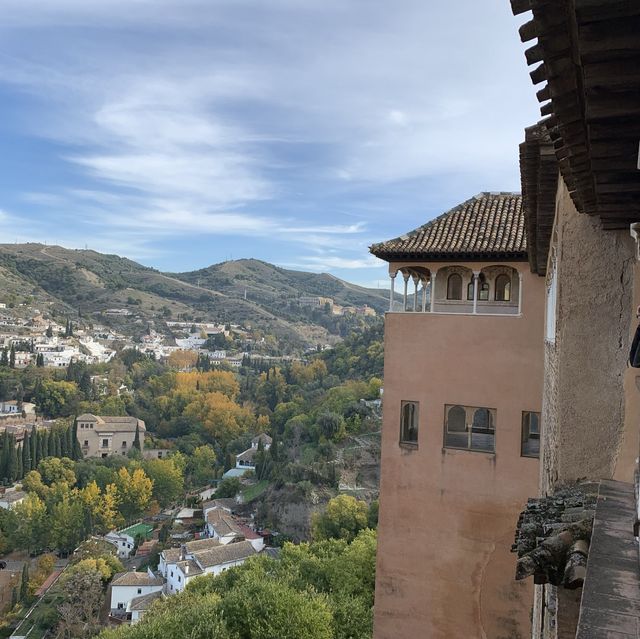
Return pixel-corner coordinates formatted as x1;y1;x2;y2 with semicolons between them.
373;262;545;639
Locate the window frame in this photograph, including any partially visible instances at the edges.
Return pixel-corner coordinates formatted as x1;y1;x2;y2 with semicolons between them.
443;404;496;453
446;273;463;300
399;400;419;447
494;274;511;302
521;411;541;458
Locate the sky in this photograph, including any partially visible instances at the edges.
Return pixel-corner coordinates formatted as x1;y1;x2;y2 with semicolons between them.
0;0;537;288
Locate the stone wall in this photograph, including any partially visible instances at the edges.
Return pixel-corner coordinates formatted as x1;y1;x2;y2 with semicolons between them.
541;179;634;494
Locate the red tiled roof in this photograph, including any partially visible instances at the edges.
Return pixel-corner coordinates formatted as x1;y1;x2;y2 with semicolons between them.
370;193;526;261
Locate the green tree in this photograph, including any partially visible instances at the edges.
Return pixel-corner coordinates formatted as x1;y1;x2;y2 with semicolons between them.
142;458;184;508
188;445;217;486
312;495;369;542
51;494;86;555
132;425;141;451
113;467;153;521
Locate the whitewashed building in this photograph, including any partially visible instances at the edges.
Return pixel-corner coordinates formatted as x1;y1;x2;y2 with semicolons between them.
110;570;164;613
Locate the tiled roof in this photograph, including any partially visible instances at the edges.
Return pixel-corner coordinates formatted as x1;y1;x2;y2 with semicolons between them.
111;571;164;587
201;498;237;513
236;447;257;463
207;510;243;537
251;433;272;446
128;590;163;611
370;193;526;261
176;559;204;577
76;414;146;432
194;540;256;569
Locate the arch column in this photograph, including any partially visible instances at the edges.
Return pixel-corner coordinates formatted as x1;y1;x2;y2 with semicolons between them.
472;271;479;314
412;275;419;312
402;272;410;312
389;272;397;312
518;271;523;315
421;278;428;312
430;271;437;312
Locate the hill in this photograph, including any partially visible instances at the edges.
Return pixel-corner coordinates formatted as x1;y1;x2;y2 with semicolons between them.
0;244;385;350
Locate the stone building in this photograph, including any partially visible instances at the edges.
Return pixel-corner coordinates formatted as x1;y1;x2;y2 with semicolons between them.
370;192;545;638
507;1;640;637
76;413;145;458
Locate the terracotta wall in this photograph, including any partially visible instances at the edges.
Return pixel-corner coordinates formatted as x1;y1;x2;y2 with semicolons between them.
373;262;545;639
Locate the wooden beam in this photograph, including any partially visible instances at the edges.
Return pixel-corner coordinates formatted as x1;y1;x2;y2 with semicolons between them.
530;63;548;84
519;20;538;42
511;0;531;16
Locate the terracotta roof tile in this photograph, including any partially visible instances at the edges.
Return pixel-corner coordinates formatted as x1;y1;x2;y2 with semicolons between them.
194;540;256;569
370;193;526;261
111;571;164;587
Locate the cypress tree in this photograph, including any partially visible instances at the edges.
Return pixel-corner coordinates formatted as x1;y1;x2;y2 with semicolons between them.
0;430;9;481
0;348;8;367
29;428;37;470
71;424;82;460
47;429;54;457
53;431;61;458
65;426;73;458
9;347;15;369
60;429;68;458
133;425;141;451
36;430;45;466
44;429;53;458
22;431;31;474
7;437;17;482
16;444;23;480
20;564;29;602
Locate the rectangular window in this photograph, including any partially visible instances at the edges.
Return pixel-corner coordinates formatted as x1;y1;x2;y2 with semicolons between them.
545;253;557;343
137;588;142;594
399;401;419;446
83;440;88;446
102;439;109;448
444;405;495;453
521;412;541;458
122;441;127;448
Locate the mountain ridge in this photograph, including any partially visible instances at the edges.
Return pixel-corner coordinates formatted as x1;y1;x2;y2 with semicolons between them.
0;244;385;350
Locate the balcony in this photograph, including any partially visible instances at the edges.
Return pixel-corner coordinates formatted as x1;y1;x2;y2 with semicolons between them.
387;264;522;316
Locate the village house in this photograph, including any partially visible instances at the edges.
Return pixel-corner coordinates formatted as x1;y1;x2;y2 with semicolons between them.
75;413;145;458
369;192;545;638
0;489;26;510
234;433;272;472
158;537;257;594
127;590;163;624
110;570;164;615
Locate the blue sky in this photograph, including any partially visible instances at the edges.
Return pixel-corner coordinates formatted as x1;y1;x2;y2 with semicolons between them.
0;0;536;288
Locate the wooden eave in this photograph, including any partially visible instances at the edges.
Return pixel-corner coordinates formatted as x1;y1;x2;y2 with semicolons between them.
512;0;640;227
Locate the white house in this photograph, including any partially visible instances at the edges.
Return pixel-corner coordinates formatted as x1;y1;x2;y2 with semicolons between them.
204;509;264;552
234;433;272;472
105;531;136;559
110;570;164;613
127;590;163;624
0;401;35;415
0;490;26;509
163;540;257;594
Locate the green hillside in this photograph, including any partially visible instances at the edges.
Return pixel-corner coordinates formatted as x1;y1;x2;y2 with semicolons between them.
0;244;385;349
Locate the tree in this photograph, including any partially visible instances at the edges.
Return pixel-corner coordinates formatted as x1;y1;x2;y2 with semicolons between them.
220;572;333;639
0;348;7;367
167;350;198;371
11;493;48;554
214;477;240;499
184;392;253;446
142;458;184;508
113;467;153;521
38;457;76;486
9;346;15;369
57;566;103;638
51;494;86;555
311;495;369;542
132;425;141;451
188;445;217;486
46;325;53;338
20;563;29;603
34;379;81;418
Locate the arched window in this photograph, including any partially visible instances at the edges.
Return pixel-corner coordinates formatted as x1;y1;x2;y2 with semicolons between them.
471;408;494;452
494;274;511;301
467;282;474;300
447;273;462;300
444;405;466;448
478;282;490;301
400;401;419;445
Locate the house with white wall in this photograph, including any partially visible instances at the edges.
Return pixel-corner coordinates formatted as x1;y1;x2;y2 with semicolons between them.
127;591;163;624
110;570;164;613
163;540;257;594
